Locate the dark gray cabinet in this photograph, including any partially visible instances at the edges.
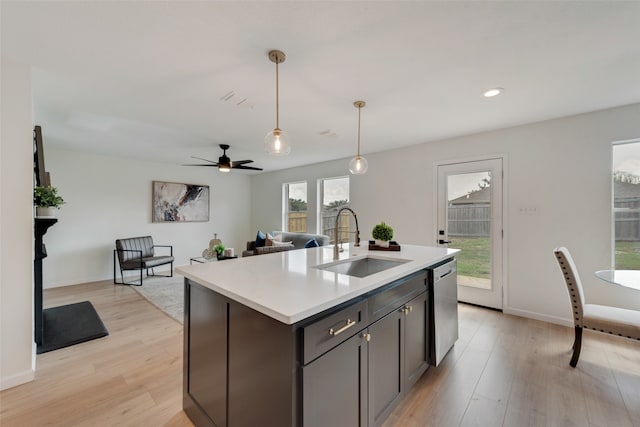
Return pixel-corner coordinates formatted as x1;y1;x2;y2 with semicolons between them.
369;291;429;427
302;332;368;427
369;308;403;426
404;292;429;388
184;265;442;427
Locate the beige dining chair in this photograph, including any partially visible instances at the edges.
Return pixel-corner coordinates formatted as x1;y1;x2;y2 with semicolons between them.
554;247;640;367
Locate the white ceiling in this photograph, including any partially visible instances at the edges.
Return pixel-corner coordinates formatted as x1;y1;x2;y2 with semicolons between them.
3;1;640;173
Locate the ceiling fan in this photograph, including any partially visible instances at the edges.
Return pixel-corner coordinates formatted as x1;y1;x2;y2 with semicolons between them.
184;144;263;172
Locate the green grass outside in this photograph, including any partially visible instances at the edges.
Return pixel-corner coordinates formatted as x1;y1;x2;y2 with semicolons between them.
615;241;640;269
450;237;640;277
449;236;491;279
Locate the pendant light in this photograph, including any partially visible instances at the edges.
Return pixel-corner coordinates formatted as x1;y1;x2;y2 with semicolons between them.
264;50;291;156
349;100;368;175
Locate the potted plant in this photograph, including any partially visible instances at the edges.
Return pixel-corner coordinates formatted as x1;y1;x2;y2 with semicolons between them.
372;222;394;248
34;185;65;217
214;243;226;259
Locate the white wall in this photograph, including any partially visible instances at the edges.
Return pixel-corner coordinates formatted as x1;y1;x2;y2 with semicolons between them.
0;57;35;390
42;148;251;287
252;103;640;325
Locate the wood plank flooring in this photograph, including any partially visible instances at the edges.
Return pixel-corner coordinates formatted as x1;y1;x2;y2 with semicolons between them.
1;281;639;426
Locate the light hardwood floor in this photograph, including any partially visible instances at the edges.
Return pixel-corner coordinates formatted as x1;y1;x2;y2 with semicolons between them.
1;281;639;426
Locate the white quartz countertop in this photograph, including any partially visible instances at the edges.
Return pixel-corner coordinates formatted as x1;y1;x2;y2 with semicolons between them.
176;244;458;325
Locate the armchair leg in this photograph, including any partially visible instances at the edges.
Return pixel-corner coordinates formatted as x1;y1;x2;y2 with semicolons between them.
570;326;583;368
147;264;173;278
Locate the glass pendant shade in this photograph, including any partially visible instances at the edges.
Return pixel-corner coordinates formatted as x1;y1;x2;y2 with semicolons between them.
349;155;368;175
264;128;291;156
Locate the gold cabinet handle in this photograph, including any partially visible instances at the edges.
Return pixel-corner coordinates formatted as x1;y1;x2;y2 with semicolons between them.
401;305;413;315
329;319;356;336
362;332;371;342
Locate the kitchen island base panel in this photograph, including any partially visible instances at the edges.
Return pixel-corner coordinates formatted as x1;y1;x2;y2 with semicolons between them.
228;300;298;426
184;280;298;427
183;282;227;427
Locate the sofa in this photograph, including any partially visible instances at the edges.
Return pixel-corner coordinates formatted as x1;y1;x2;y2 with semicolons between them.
242;231;330;257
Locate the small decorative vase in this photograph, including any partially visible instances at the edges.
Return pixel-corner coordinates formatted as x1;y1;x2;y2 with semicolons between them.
36;207;56;218
202;248;214;260
375;239;389;248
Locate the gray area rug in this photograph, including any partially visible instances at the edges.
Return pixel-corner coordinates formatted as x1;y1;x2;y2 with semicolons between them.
131;275;184;324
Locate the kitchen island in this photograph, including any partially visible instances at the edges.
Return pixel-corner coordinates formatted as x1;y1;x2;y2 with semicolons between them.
176;244;458;427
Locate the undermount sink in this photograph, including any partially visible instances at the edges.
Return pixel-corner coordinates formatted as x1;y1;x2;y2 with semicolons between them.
314;256;410;278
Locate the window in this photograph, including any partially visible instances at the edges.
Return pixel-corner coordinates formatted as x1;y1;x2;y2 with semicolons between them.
318;176;350;243
612;141;640;269
283;181;307;232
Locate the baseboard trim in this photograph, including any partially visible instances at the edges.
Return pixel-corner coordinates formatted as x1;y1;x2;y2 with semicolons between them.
45;268;175;289
503;306;573;328
1;368;35;391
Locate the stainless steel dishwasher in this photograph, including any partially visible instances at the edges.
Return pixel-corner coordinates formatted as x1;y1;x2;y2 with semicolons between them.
430;259;458;366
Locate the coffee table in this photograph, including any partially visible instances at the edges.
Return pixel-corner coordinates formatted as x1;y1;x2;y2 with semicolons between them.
190;255;238;264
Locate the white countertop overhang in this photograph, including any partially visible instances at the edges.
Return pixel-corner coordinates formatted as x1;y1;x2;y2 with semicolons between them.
176;244;458;325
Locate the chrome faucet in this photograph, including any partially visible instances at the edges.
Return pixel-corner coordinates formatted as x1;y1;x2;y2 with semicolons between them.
333;207;360;260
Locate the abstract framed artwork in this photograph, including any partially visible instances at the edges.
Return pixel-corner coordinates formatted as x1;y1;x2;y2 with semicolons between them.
152;181;210;222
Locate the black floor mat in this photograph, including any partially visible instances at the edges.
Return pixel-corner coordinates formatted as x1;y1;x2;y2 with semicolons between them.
37;301;109;354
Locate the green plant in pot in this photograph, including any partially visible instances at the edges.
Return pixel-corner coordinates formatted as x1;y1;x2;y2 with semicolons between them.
372;222;394;248
34;185;65;218
214;243;226;259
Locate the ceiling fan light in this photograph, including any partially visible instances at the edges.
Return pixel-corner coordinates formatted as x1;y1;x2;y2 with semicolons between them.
264;128;291;156
218;152;232;171
349;155;368;175
483;87;504;98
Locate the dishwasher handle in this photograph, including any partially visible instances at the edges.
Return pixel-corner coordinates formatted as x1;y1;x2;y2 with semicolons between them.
433;260;457;283
438;269;454;280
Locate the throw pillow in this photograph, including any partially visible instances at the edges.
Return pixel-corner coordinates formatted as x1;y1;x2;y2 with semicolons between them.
266;232;275;246
271;232;283;242
304;238;319;248
255;230;267;248
272;240;294;247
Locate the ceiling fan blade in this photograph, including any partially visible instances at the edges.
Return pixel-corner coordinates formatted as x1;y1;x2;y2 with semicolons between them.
191;156;218;164
182;163;219;167
233;165;263;171
231;159;254;165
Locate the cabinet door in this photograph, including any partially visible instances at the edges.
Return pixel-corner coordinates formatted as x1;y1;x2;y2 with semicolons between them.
369;309;403;427
303;332;368;427
186;283;227;427
404;292;429;389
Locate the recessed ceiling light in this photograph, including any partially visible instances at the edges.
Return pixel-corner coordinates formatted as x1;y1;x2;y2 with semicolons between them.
483;87;504;98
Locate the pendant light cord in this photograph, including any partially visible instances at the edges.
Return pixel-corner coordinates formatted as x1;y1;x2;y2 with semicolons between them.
357;105;361;157
275;60;279;129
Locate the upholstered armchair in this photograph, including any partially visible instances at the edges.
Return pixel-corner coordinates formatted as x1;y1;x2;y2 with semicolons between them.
114;236;174;286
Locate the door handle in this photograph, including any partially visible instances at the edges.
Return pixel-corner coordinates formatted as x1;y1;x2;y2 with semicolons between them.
438;239;451;244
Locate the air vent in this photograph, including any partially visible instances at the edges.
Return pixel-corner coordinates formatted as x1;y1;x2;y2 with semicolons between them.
219;90;254;109
318;130;337;137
